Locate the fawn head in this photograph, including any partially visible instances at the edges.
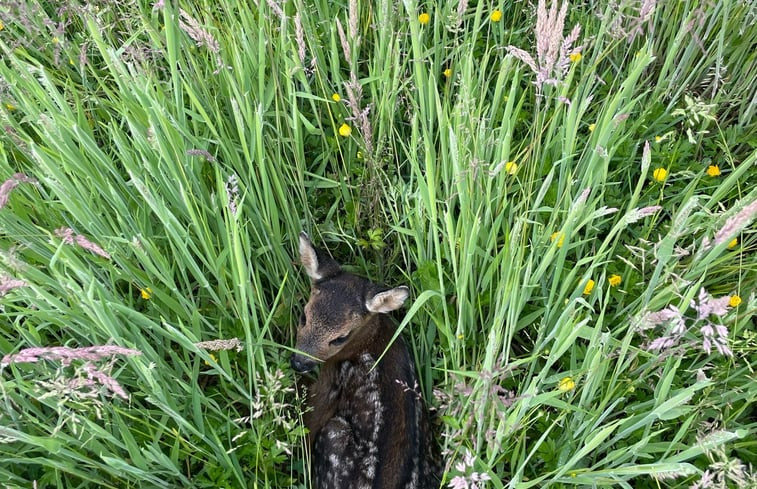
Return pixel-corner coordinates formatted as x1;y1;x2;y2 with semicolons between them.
291;232;409;373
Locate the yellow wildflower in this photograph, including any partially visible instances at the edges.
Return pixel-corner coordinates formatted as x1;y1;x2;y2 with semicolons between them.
727;238;738;249
338;123;352;137
654;135;663;143
418;13;431;25
0;21;4;31
5;103;16;111
443;68;452;78
331;93;341;102
140;288;153;300
608;274;622;287
505;161;518;175
204;353;218;366
652;168;668;182
457;333;464;340
569;52;582;63
550;232;565;248
588;123;596;132
729;295;741;308
583;279;595;295
558;376;575;391
490;10;503;22
52;36;60;44
706;165;720;177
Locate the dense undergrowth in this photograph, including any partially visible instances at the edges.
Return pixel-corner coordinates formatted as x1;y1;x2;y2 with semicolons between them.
0;0;755;487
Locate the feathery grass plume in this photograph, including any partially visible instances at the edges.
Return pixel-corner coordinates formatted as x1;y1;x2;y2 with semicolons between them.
336;18;351;63
186;148;216;161
691;287;730;321
599;0;656;43
0;245;25;272
0;275;27;296
690;430;756;488
79;361;130;399
0;173;36;209
712;198;757;247
691;288;733;357
643;289;734;357
2;345;142;367
348;0;359;45
344;74;374;156
149;6;227;73
54;227;111;259
178;10;220;53
294;12;306;66
624;205;662;224
451;0;470;31
506;0;582;91
3;125;27;151
576;187;591;205
2;345;138;399
194;338;243;352
629;0;656;42
78;40;89;66
265;0;285;20
639;305;684;334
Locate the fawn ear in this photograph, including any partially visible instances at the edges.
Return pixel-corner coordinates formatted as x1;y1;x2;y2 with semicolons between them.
366;286;410;313
299;232;341;280
299;232;322;280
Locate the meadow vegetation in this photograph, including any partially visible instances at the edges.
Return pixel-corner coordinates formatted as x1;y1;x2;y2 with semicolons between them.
1;0;755;487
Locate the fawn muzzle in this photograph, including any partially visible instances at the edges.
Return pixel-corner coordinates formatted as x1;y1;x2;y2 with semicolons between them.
291;352;318;373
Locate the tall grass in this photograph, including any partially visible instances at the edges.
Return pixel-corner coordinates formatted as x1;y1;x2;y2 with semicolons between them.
1;0;755;488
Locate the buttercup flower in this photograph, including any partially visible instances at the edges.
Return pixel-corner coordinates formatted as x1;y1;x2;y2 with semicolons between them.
140;288;153;300
652;168;668;182
491;10;503;22
588;123;596;132
727;238;738;249
550;232;565;248
706;165;720;177
443;68;452;78
569;52;582;62
608;274;622;287
418;13;430;25
338;123;352;137
729;295;741;307
558;376;575;391
331;93;341;102
583;279;595;295
505;161;518;175
654;135;663;143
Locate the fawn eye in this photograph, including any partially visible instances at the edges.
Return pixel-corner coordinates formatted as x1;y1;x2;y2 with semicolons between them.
329;334;350;346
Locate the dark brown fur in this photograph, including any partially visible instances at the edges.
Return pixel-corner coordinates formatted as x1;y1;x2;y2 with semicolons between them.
292;233;439;489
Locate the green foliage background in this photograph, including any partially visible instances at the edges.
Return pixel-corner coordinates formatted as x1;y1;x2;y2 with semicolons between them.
0;0;755;487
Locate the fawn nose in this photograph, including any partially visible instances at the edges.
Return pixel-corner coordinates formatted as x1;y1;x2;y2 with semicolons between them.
291;353;318;373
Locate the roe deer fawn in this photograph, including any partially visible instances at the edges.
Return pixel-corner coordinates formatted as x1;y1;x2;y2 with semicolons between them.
291;232;439;489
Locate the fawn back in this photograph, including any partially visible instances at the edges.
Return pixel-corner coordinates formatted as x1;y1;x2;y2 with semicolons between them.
291;233;439;489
